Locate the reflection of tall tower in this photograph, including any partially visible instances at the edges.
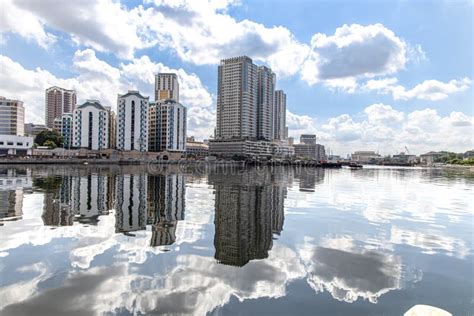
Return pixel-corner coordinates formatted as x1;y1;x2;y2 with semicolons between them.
210;169;287;267
0;168;32;221
71;174;109;224
115;173;148;234
148;174;186;246
40;176;74;226
297;168;325;192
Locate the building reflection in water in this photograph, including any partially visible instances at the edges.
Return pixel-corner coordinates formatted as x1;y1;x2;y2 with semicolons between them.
34;167;186;247
147;174;186;246
0;168;32;223
114;172;186;247
209;167;288;267
295;167;324;192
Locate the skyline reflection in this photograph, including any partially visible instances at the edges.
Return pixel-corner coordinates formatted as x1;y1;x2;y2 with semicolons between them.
0;165;472;315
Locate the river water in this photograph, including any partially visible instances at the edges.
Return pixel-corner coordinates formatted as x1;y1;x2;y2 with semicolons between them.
0;164;472;315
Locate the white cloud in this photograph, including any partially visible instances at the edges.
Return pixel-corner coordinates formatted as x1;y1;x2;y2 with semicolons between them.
301;24;407;85
0;0;56;48
8;0;154;59
287;104;474;155
0;51;215;139
364;77;472;101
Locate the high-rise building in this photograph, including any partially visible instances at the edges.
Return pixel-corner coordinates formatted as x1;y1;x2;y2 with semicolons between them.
61;113;73;149
257;66;275;140
148;100;186;152
117;91;149;152
45;86;76;128
0;96;25;136
72;100;109;150
216;56;258;140
105;107;116;149
274;90;287;140
155;73;179;102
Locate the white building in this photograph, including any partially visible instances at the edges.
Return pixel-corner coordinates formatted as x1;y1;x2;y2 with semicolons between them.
0;96;25;136
351;151;382;163
61;113;74;149
72;100;109;150
257;66;275;140
149;100;186;152
273;90;287;140
117;91;149;152
0;135;33;156
155;73;179;102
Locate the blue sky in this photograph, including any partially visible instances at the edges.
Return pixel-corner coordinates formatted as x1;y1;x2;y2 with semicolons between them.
0;0;472;155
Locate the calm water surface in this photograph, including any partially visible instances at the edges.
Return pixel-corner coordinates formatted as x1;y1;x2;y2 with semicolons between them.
0;165;472;315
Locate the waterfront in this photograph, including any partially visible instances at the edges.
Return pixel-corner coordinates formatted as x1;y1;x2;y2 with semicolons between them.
0;165;472;315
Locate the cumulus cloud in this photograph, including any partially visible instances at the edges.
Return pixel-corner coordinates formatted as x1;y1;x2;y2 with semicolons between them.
9;0;154;59
287;104;474;155
364;77;472;101
0;51;215;139
301;24;407;85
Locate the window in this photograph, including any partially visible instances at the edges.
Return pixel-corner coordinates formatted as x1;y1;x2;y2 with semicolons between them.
7;142;13;145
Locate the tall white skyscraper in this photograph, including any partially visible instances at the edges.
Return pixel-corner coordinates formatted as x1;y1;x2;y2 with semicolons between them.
116;90;149;152
72;100;109;150
216;56;258;140
0;96;24;136
273;90;287;140
45;86;76;128
155;73;179;102
257;66;275;140
149;100;187;152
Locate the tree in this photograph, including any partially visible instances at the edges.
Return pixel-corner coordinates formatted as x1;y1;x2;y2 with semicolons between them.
34;130;63;147
43;140;57;149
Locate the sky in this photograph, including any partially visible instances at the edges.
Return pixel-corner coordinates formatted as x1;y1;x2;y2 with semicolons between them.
0;0;472;155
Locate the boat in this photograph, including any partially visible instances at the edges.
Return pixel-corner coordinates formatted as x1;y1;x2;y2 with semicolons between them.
345;162;363;169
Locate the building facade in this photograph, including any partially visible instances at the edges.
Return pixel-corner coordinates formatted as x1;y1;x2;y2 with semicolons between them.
45;86;76;128
257;66;275;140
72;100;109;150
0;135;34;156
117;91;149;152
155;73;179;102
24;123;48;137
105;107;116;150
61;113;73;149
273;90;286;140
216;56;258;140
0;96;25;136
351;151;382;163
148;100;186;152
294;143;326;161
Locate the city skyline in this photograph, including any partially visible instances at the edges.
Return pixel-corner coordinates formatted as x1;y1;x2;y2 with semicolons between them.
0;1;472;155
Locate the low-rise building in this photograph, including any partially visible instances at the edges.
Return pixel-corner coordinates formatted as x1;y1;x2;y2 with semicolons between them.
186;140;209;158
420;151;442;165
24;123;49;137
351;151;382;163
209;139;294;159
0;135;33;156
294;143;326;161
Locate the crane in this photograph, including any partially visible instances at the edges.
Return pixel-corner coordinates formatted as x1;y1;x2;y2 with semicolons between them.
405;146;410;155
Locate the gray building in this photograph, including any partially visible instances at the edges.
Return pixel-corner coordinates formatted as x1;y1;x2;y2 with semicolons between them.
216;56;258;140
273;90;287;140
257;66;275;140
